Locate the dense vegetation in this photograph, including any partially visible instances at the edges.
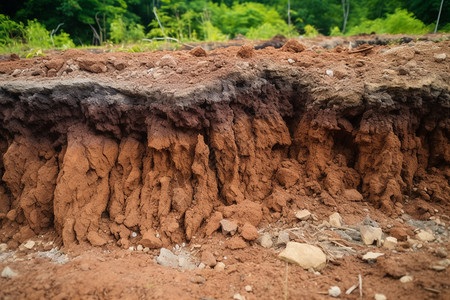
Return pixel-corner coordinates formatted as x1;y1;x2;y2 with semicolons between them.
0;0;448;52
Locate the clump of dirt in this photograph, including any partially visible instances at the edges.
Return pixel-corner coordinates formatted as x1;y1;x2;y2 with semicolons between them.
189;46;207;57
281;39;306;52
0;35;449;299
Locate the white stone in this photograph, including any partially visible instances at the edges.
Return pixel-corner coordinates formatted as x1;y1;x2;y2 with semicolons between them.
276;231;290;246
1;266;17;278
400;275;414;283
136;245;143;251
220;219;238;235
214;262;225;271
415;230;435;242
362;252;385;261
259;233;273;249
295;210;311;221
156;248;178;268
383;237;398;250
143;247;150;253
198;262;205;269
328;286;341;297
233;293;245;300
278;242;327;271
326;69;334;77
158;54;177;68
359;225;382;245
23;240;36;250
374;293;387;300
287;58;295;64
329;212;343;227
434;53;446;62
0;243;8;252
245;285;253;292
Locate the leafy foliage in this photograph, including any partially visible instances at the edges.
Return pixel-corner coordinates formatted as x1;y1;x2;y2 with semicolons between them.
347;9;433;35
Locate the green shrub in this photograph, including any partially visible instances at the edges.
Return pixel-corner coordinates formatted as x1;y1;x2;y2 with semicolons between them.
329;26;342;36
111;17;145;44
347;9;433;35
246;22;291;39
25;20;52;48
304;24;318;37
0;14;24;46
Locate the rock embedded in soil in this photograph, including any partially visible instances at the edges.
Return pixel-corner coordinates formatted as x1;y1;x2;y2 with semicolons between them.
374;294;387;300
157;54;177;68
329;212;343;227
295;210;311;221
23;240;35;250
278;242;327;271
415;230;435;242
362;252;385;262
1;266;17;278
382;237;398;249
214;262;225;271
220;219;238;236
156;248;179;268
328;286;341;297
399;275;414;283
258;233;273;249
360;225;383;246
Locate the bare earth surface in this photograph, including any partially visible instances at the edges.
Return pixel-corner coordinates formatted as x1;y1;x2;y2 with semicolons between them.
0;34;449;299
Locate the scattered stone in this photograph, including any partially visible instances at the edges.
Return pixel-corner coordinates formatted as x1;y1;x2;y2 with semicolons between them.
143;247;150;253
343;189;363;201
360;225;382;246
329;212;343;227
226;236;247;249
434;53;446;62
399;275;413;283
141;229;163;248
11;69;21;77
158;54;177;68
201;250;216;267
362;215;379;227
233;293;245;300
245;285;253;292
0;243;7;252
431;265;446;272
1;266;17;278
374;294;387;300
189;46;207;57
434;248;447;258
87;231;107;246
156;248;179;268
383;237;398;250
415;230;434;242
295;209;311;221
276;231;290;246
259;233;273;249
287;58;295;64
328;286;341;298
220;219;238;235
23;240;35;250
281;39;306;53
278;242;327;271
136;244;143;251
362;252;385;262
190;275;206;284
240;223;259;241
237;44;255;59
326;69;334;77
214;262;225;271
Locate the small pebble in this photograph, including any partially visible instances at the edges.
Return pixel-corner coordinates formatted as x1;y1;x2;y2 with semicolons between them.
374;294;387;300
328;286;341;297
245;285;253;292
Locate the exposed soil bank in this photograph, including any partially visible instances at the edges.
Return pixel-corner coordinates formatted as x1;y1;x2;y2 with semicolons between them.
0;41;449;250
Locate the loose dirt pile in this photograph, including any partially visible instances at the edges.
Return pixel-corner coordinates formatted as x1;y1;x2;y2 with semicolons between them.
0;35;449;299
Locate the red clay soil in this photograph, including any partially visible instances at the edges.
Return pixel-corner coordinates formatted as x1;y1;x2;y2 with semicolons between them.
0;35;449;299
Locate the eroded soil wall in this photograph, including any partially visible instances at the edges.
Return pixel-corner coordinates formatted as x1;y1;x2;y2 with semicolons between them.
0;69;448;248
